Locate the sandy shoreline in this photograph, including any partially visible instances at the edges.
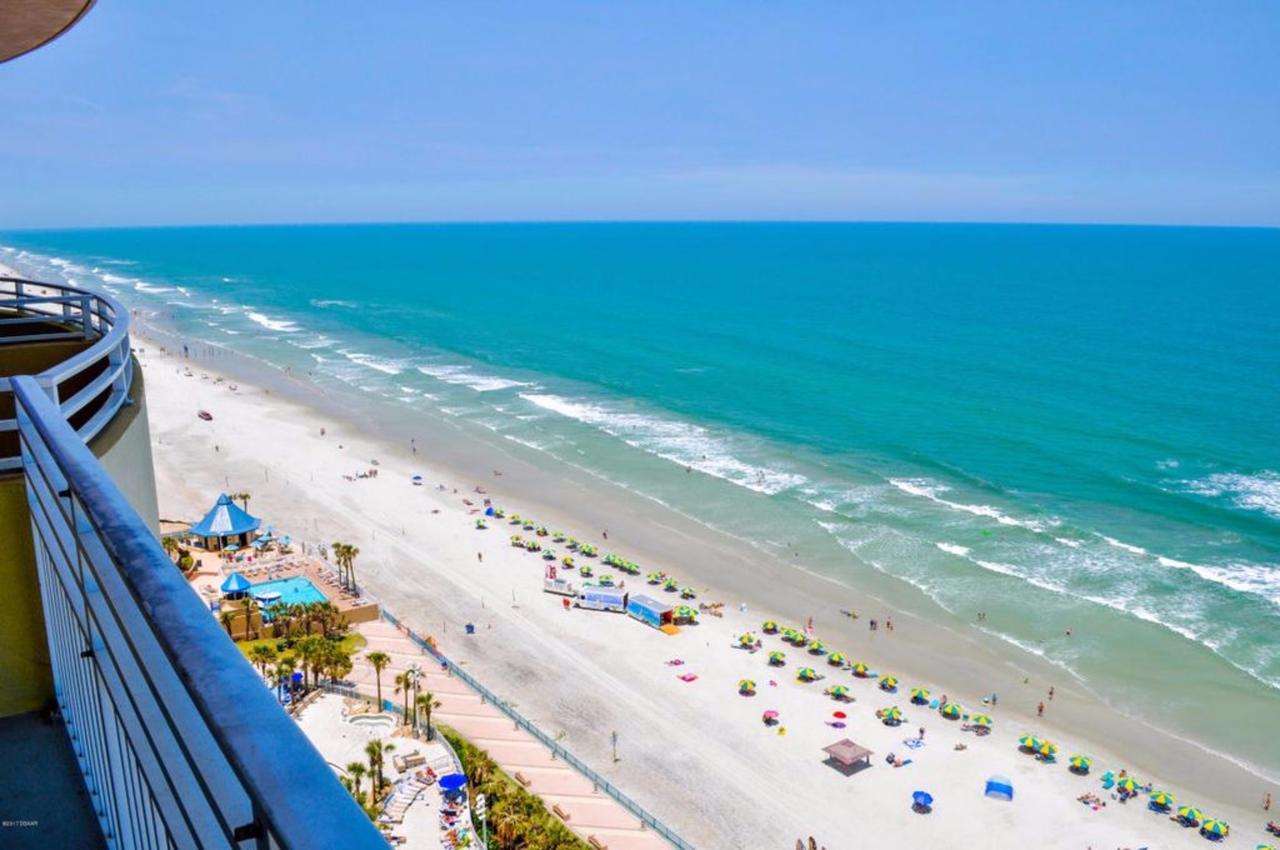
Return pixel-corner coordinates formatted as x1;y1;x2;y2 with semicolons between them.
124;321;1277;848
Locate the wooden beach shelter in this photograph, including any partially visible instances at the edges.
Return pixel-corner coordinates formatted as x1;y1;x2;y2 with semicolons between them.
822;739;873;775
188;493;261;551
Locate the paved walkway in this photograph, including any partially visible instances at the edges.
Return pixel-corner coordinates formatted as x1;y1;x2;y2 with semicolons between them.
349;619;669;850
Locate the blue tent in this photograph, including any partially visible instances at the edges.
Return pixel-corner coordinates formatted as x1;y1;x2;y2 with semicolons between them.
439;773;467;792
189;494;261;548
984;775;1014;801
220;571;252;595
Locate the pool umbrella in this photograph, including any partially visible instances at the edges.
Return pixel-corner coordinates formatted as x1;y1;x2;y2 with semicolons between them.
827;651;847;665
940;702;961;719
829;685;849;700
738;679;756;694
1018;734;1042;752
850;663;870;677
1200;819;1228;837
439;773;467;792
768;651;786;665
1175;805;1202;823
808;640;827;654
762;620;779;633
971;714;993;727
879;675;899;690
797;667;817;682
223;544;241;552
910;687;930;704
220;571;252;594
1149;790;1175;808
1115;777;1137;794
1068;754;1092;773
912;791;933;812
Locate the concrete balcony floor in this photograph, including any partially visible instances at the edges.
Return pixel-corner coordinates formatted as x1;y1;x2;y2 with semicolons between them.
0;711;105;850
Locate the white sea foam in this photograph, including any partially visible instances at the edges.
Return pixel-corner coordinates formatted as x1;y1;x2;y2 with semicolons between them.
101;273;133;285
246;311;301;333
310;298;358;309
889;477;1053;531
520;393;807;496
1157;557;1280;606
1181;471;1280;520
287;334;336;351
338;349;408;375
417;364;530;393
1100;535;1148;556
135;282;176;294
934;542;971;557
1053;537;1083;548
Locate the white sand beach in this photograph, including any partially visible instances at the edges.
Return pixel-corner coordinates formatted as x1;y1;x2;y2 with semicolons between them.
137;335;1273;849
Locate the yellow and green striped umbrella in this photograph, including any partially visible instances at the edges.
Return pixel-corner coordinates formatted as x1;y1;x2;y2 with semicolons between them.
1149;790;1175;808
1200;819;1228;837
1038;741;1058;757
1019;734;1042;751
971;714;993;727
881;706;903;722
808;640;827;654
1115;777;1137;794
940;702;962;719
738;679;756;693
762;620;779;633
879;675;899;690
827;651;847;665
792;633;810;647
910;687;930;704
739;633;756;646
1175;805;1201;823
768;651;786;665
850;662;870;677
781;627;798;640
797;667;818;681
829;685;850;698
1068;754;1091;771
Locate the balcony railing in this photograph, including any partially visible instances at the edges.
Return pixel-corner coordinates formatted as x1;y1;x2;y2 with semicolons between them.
12;374;386;849
1;276;134;472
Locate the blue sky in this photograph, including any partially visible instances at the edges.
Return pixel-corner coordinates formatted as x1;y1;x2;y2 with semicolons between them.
2;1;1277;227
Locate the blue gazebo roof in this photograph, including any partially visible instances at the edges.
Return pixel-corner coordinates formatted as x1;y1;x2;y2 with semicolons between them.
190;493;260;538
221;571;252;593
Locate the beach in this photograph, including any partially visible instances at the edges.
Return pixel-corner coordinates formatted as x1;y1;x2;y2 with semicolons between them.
135;332;1273;849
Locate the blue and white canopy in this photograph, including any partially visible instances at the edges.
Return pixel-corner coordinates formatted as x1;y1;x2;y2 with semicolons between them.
221;571;252;594
190;493;260;539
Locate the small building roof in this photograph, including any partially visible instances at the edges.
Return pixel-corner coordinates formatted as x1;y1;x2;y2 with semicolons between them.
822;738;873;766
190;493;261;538
220;571;252;593
628;594;672;615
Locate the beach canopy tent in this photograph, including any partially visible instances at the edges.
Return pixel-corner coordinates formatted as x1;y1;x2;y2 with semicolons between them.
220;571;252;598
189;493;261;551
822;739;873;774
627;594;674;628
985;775;1014;801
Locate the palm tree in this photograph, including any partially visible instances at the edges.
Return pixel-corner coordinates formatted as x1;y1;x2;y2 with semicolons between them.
330;541;363;592
345;762;367;804
295;636;325;689
364;739;395;799
343;544;361;593
415;691;442;740
273;660;295;703
219;609;236;639
405;664;422;724
367;651;391;708
240;596;260;640
161;536;180;562
248;644;277;676
232;490;252;511
394;672;411;725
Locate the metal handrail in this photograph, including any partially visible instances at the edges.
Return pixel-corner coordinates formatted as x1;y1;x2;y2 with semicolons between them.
378;609;696;850
1;276;134;471
13;375;387;850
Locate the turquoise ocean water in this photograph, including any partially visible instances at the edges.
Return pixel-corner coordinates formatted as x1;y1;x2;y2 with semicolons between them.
5;223;1278;776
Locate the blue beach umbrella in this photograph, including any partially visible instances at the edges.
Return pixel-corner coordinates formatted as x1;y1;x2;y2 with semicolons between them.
912;791;933;811
220;571;251;594
439;773;467;792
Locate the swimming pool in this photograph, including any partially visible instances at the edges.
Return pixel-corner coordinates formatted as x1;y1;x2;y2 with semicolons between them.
250;576;328;607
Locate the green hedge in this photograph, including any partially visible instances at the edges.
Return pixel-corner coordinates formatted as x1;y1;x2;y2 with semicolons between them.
439;726;590;850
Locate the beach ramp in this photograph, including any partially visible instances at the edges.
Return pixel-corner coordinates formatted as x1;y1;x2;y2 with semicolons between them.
822;738;872;776
984;774;1014;801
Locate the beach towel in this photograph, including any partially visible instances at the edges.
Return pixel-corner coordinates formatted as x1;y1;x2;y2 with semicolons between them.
678;674;698;683
903;738;925;750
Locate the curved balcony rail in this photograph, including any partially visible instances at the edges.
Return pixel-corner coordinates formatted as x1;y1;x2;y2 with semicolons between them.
13;375;387;850
0;276;134;472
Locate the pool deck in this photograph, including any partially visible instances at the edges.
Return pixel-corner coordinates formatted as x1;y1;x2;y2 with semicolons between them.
349;619;671;850
184;549;379;624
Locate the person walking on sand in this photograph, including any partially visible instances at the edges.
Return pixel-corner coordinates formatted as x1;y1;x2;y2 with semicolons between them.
1265;791;1273;811
1048;686;1055;700
477;552;483;563
1037;701;1045;717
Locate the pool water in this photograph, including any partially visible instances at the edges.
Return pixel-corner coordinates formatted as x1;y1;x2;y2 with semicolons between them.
250;576;328;607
